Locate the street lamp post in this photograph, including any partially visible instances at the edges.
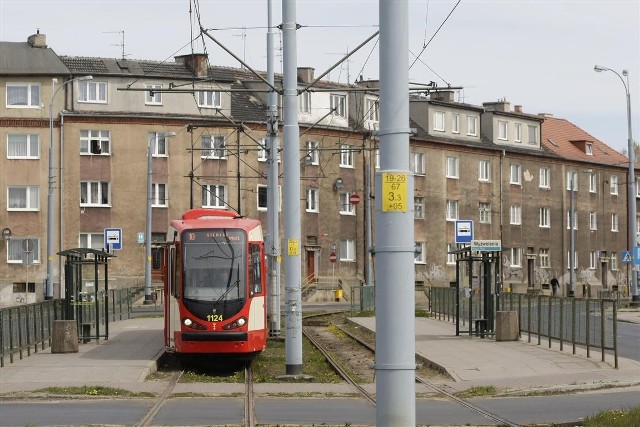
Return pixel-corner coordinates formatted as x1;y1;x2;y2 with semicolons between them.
46;75;92;300
594;65;639;303
144;132;175;304
569;172;576;297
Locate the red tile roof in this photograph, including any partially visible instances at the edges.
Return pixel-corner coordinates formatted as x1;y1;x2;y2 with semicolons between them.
541;116;630;168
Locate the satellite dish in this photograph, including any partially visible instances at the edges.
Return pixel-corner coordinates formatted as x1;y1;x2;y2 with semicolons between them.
1;228;11;241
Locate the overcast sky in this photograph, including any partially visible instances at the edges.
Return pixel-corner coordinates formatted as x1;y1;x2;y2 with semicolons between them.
2;0;638;153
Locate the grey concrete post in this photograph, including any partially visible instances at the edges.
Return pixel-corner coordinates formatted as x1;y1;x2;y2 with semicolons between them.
569;173;575;297
376;0;416;425
282;0;303;375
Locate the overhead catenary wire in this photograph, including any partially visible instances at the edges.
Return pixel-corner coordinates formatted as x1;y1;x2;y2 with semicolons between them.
409;0;462;70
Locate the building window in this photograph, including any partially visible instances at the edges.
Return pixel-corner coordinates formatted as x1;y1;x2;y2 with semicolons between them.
412;152;425;175
510;205;521;225
149;132;169;156
510;164;521;185
197;90;221;108
307;140;319;165
446;200;458;221
510;247;521;267
498;120;508;140
365;98;379;122
330;94;346;118
539;167;550;188
374;148;380;169
514;123;522;142
257;185;267;210
539;207;550;228
340;144;354;167
478;160;491;182
446;156;459;179
589;252;598;269
7;186;39;210
586;142;593;155
588;172;597;193
306;188;319;213
566;172;578;191
467;116;477;136
145;84;162;105
479;202;491;224
451;114;460;134
80;181;110;206
202;135;226;159
567;210;578;230
433;111;445;131
7;134;39;159
79;233;104;251
611;252;618;270
339;192;356;215
539;248;550;268
446;243;456;265
415;197;425;219
299;91;311;113
527;125;538;144
8;238;40;264
78;80;107;103
567;251;578;269
202;184;226;208
339;238;356;262
611;213;619;232
80;130;110;155
610;175;618;195
414;242;426;264
6;82;40;107
589;211;597;230
152;183;167;207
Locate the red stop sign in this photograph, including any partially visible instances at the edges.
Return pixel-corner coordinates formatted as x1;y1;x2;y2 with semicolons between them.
349;193;360;205
329;252;337;263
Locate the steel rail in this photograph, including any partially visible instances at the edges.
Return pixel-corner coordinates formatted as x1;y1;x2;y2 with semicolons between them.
136;370;182;427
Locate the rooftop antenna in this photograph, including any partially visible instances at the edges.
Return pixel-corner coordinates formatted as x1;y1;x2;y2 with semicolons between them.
233;27;247;69
103;30;129;59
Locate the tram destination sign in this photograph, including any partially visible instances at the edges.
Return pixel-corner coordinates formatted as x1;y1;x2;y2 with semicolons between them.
471;239;501;252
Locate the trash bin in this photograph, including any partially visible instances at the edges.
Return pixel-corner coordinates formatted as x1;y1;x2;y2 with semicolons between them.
334;289;343;302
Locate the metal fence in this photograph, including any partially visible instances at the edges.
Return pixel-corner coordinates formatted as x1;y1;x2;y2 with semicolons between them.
427;287;618;367
350;285;375;314
0;287;138;367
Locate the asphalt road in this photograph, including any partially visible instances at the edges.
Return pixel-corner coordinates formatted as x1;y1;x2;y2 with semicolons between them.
617;321;640;361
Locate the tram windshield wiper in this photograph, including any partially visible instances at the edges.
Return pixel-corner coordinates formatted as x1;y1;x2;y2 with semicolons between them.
214;279;240;304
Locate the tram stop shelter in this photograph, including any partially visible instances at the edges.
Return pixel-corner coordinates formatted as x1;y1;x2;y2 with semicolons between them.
449;244;503;338
58;248;114;342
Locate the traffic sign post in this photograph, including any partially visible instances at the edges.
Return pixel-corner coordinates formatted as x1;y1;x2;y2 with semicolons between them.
330;251;337;292
349;193;360;205
455;220;473;244
104;228;122;252
622;250;632;264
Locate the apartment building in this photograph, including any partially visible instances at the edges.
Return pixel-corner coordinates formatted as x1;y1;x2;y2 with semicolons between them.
0;33;634;305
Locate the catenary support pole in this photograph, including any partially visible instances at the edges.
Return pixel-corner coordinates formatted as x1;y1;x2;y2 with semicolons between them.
267;0;282;336
282;0;303;375
376;1;416;425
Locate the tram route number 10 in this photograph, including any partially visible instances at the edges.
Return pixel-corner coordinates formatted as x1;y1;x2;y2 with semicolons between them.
381;172;408;213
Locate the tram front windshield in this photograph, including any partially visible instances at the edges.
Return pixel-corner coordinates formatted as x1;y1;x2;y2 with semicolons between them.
182;229;246;302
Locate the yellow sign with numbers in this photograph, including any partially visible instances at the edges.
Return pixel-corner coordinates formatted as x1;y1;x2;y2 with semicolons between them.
287;239;299;256
382;172;408;212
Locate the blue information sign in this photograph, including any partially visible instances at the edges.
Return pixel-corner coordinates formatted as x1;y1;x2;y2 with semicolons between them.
455;220;473;244
104;228;122;251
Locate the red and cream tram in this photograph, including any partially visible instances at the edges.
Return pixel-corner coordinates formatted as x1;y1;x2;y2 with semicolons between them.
163;209;267;359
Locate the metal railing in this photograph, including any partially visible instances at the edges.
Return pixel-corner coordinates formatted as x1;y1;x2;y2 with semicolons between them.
427;287;618;367
0;287;138;367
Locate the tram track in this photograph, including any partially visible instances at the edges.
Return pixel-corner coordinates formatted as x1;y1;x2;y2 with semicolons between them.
136;370;182;427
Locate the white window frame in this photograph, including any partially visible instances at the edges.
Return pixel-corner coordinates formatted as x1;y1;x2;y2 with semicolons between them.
299;91;311;113
80;130;111;155
498;120;508;140
539;207;550;228
446;200;458;221
257;185;268;210
433;111;445;132
6;82;41;108
414;242;426;264
588;172;597;193
149;132;169;157
567;251;578;269
79;233;104;251
7;186;39;211
451;114;460;134
414;197;425;219
80;181;110;206
478;160;491;182
202;184;226;208
589;211;597;230
306;140;319;165
340;144;354;168
339;192;356;215
7;238;40;264
539;167;550;188
510;205;522;225
527;125;538;144
306;188;319;213
202;135;226;159
514;123;522;142
7;134;40;159
339;238;356;262
586;142;593;155
479;202;491;224
197;90;221;108
152;183;167;207
446;156;459;179
510;247;521;267
566;172;578;191
447;243;456;265
610;175;618;195
539;248;550;268
567;210;578;230
510;164;521;185
145;84;163;105
467;116;477;136
589;252;598;269
365;98;379;122
330;93;346;118
611;252;618;271
412;152;426;175
611;213;619;232
78;80;107;103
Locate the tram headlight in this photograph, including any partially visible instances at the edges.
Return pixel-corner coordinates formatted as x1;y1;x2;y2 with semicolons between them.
183;318;193;327
237;318;246;326
223;317;247;330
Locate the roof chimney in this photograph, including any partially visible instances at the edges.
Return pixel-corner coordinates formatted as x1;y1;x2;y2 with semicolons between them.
297;67;315;84
514;105;523;113
174;53;209;78
431;90;455;102
27;30;47;48
483;100;511;112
